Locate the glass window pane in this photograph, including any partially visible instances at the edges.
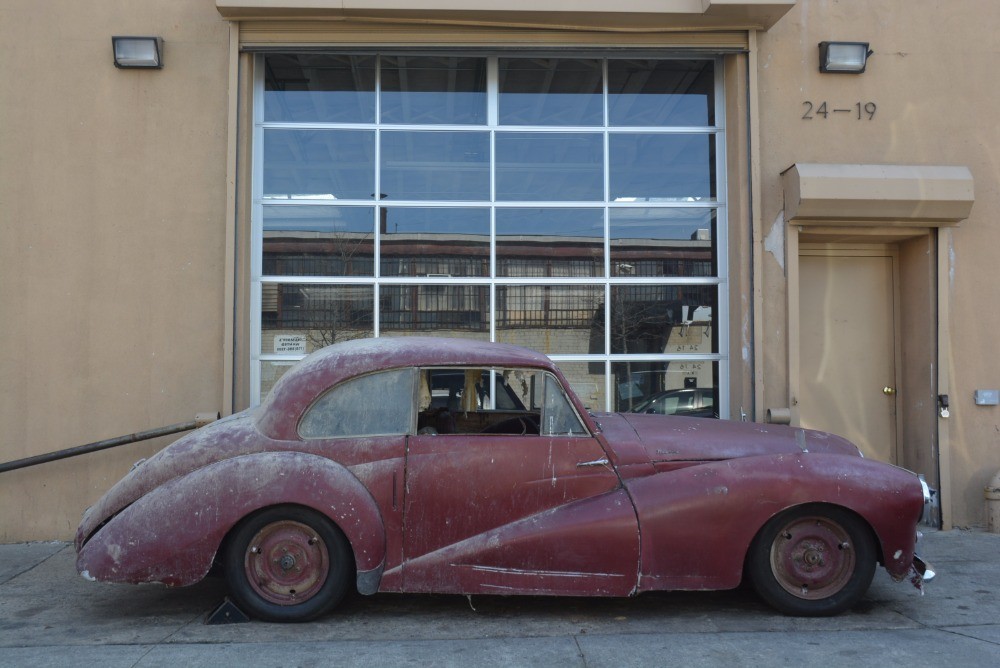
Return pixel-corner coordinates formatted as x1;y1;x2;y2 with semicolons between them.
542;375;588;436
495;285;605;354
496;132;604;201
261;283;374;351
380;285;489;335
610;133;715;202
380;208;489;278
554;361;606;412
496;208;604;277
264;54;376;123
499;58;603;126
610;285;716;354
612;361;718;415
263;129;375;200
380;131;489;201
608;59;714;127
263;206;374;277
610;208;716;277
380;56;487;125
300;368;416;438
260;361;297;399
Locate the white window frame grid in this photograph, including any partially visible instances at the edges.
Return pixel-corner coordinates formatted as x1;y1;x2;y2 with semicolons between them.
250;52;729;417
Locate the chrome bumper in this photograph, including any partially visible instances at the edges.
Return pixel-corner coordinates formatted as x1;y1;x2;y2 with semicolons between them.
913;554;935;584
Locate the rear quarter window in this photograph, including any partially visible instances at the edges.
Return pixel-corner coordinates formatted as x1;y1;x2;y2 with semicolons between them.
299;367;416;438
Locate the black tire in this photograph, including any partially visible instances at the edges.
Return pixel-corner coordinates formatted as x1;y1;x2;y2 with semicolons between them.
224;505;353;622
746;504;876;616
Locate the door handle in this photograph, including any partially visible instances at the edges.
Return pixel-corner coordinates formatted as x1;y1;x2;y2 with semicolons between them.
576;457;610;468
883;386;896;396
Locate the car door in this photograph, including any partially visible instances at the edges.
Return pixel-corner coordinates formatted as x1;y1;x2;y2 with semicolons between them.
401;366;639;597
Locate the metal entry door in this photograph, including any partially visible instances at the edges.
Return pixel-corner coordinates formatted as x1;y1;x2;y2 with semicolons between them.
798;251;898;463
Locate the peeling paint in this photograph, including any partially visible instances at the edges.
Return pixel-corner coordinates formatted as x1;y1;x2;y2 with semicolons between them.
764;211;786;271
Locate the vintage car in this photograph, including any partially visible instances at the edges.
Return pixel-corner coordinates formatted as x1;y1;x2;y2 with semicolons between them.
76;337;933;622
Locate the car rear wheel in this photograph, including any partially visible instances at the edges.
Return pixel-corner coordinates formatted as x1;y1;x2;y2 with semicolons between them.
224;505;353;622
747;504;876;616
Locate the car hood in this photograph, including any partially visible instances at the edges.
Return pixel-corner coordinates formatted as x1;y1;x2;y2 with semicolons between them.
76;409;262;550
615;413;862;462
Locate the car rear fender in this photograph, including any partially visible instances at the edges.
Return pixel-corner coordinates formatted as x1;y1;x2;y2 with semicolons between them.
76;451;386;590
627;453;924;591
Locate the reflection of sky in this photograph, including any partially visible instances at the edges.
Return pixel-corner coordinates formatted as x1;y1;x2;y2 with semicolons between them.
263;206;373;233
611;209;714;241
496;209;603;238
383;208;490;236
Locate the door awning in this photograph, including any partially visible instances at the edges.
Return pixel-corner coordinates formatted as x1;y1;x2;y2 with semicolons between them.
215;1;797;31
782;163;975;226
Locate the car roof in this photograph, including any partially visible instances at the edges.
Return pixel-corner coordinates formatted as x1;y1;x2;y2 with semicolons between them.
256;337;557;440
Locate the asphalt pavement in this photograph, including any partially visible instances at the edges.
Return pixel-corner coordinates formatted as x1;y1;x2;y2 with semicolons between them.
1;529;999;667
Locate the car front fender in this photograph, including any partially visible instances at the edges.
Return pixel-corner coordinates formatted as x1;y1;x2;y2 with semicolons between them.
77;451;386;588
628;452;924;592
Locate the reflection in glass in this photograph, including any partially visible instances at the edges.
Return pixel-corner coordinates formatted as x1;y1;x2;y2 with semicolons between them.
263;130;375;200
380;131;490;201
260;361;298;399
496;133;603;201
609;285;716;354
260;284;374;349
612;361;718;415
499;58;603;126
380;208;489;278
608;59;714;127
380;285;489;334
263;206;374;277
495;285;604;354
610;208;715;277
496;208;603;277
381;56;487;125
609;134;715;201
554;361;606;413
264;54;377;123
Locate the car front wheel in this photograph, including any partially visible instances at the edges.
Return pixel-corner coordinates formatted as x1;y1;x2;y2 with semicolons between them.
747;504;876;616
224;505;353;622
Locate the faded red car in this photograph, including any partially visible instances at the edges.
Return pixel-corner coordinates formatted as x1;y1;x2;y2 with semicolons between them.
76;337;933;622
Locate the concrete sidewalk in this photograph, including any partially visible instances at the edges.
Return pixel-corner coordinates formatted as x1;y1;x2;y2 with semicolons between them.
1;530;999;667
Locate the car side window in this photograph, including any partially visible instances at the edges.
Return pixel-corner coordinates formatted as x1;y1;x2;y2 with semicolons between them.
415;366;587;437
541;375;588;436
299;368;416;438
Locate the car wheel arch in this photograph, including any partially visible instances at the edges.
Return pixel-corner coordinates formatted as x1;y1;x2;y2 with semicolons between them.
204;451;388;582
742;502;883;574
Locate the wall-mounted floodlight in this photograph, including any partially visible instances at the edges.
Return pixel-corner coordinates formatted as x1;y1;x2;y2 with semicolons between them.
112;36;163;69
818;41;872;73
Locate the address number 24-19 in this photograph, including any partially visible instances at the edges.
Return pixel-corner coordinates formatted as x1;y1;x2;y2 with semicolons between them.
802;101;877;120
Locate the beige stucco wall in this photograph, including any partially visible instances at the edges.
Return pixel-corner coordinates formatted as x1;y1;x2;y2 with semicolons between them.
0;0;231;540
756;0;1000;526
2;0;999;541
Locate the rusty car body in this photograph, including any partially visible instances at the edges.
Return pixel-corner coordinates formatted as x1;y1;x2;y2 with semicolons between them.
76;337;933;621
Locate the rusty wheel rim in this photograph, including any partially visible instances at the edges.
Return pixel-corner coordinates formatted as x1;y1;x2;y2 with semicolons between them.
769;515;856;600
244;520;329;606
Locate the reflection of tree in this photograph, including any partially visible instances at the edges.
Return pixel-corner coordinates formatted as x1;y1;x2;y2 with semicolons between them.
607;284;714;411
263;227;374;350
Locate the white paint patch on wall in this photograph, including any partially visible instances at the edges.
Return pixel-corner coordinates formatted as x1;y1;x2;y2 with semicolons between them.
765;211;786;272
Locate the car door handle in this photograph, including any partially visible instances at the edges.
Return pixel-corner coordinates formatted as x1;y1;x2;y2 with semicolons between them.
576;457;610;468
